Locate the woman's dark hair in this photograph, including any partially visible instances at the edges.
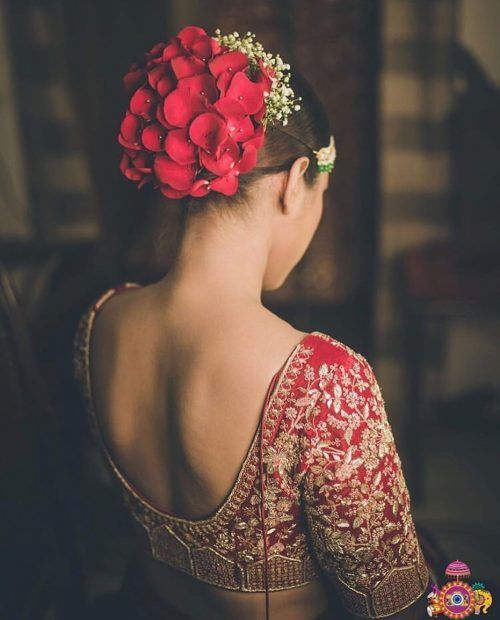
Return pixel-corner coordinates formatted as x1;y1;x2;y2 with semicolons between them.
179;69;331;219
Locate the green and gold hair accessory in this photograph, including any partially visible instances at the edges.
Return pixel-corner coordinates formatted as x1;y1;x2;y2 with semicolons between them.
313;135;336;173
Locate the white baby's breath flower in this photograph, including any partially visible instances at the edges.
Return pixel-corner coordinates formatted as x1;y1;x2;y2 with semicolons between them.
212;27;300;127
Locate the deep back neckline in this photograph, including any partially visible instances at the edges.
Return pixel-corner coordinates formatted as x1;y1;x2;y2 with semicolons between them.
79;282;322;525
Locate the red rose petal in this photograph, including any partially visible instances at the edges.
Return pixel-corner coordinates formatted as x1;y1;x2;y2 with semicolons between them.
118;132;141;150
200;137;239;176
253;102;266;124
145;57;162;71
243;124;265;150
235;116;255;142
131;151;152;169
156;74;176;98
177;26;208;49
255;71;273;95
209;172;239;196
214;98;255;142
137;175;153;189
190;35;213;60
189;112;228;155
141;123;167;151
122;147;138;158
208;50;248;78
163;39;183;62
216;71;235;97
165;127;198;165
226;72;264;115
160;184;188;198
210;38;222;57
120;112;142;143
123;64;145;93
164;88;207;127
236;144;258;173
147;63;164;90
130;87;158;120
120;150;153;184
135;151;152;168
147;62;175;95
147;42;166;58
124;167;143;181
120;152;131;174
171;54;206;79
156;103;176;129
154;154;195;190
256;58;274;94
189;179;212;197
177;73;218;103
214;96;245;119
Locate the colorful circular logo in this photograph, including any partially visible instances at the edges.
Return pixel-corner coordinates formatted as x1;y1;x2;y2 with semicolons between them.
439;581;476;619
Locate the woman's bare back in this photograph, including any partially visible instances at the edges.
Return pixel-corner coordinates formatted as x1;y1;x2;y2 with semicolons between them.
87;282;331;619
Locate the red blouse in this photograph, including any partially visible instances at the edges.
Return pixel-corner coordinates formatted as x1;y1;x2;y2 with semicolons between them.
73;282;430;619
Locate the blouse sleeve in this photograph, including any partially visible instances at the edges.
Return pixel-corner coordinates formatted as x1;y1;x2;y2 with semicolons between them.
297;342;430;618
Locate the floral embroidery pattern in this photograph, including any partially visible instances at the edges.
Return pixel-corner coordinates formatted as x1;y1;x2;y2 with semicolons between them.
73;285;429;616
293;337;430;616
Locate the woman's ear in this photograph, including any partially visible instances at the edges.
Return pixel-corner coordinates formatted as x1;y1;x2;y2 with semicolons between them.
280;156;310;215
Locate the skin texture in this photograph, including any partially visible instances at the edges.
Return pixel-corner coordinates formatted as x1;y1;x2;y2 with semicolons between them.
89;160;427;618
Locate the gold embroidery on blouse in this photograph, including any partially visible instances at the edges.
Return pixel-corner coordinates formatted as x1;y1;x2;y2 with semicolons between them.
296;337;430;616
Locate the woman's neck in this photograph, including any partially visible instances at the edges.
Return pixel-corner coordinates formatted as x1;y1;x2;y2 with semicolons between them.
162;211;271;305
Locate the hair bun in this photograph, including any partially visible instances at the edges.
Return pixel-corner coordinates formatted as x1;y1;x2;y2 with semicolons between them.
118;26;300;199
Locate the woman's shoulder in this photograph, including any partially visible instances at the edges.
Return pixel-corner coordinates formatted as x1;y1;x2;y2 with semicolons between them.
72;282;142;381
91;281;143;315
78;281;142;332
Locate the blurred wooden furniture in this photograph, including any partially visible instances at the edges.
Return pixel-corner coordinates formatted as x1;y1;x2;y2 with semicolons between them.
397;46;500;505
397;240;500;504
0;264;85;619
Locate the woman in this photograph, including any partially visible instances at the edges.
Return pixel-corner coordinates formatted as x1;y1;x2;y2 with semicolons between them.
73;26;431;620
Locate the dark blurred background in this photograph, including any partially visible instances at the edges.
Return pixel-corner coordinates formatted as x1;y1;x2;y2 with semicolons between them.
0;0;499;618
